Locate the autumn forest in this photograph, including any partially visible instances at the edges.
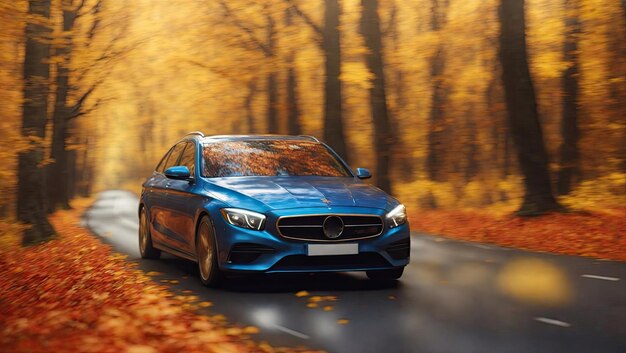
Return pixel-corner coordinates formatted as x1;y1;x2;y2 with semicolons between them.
0;0;625;243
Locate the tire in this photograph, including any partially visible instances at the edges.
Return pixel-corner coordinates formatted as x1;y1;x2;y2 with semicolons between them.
196;216;223;287
366;267;404;281
139;207;161;259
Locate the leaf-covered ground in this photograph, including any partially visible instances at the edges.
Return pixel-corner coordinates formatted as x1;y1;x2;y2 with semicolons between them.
0;200;318;353
410;209;626;261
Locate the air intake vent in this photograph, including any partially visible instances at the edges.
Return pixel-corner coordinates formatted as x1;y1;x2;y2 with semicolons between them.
228;243;275;264
277;215;383;241
386;238;410;260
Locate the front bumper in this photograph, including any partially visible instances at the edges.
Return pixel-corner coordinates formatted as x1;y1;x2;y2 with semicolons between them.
210;206;410;273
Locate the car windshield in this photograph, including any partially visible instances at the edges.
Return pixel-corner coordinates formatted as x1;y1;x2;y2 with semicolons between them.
202;140;351;177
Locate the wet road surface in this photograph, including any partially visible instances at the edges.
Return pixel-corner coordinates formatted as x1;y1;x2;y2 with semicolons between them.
82;190;626;353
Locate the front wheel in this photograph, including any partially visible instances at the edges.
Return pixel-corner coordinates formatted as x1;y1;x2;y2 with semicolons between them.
196;216;223;287
139;208;161;259
366;267;404;281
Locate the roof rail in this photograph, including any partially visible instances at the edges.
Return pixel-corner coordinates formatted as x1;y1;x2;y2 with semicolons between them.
186;131;205;138
298;135;320;142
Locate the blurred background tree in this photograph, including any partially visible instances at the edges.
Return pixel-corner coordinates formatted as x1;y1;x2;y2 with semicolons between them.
0;0;624;242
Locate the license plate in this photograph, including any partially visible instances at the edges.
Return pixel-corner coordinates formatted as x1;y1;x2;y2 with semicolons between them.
307;243;358;256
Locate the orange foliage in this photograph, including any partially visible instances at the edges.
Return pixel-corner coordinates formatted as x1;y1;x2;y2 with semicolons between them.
410;209;626;261
0;201;318;353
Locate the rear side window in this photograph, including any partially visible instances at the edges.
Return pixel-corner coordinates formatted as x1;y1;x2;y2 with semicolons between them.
178;142;196;176
163;142;187;171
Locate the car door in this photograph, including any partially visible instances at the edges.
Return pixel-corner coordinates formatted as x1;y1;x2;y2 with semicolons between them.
162;141;201;256
143;146;174;244
150;142;187;247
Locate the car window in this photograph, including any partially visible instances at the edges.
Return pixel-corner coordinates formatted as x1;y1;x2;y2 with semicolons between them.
202;140;351;177
178;142;196;176
155;147;174;173
163;142;187;171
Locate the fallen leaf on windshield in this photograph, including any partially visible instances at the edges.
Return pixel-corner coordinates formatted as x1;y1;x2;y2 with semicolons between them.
198;302;213;308
145;271;163;276
323;306;333;312
295;290;309;297
337;319;349;325
306;303;318;308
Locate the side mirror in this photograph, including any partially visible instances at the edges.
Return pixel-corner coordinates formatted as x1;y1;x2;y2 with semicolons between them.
356;168;372;179
164;166;191;180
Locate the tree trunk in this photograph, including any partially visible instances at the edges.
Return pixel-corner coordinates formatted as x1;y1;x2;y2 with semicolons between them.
464;110;479;182
77;137;92;197
18;0;56;244
66;148;77;200
265;12;279;134
48;0;78;212
426;0;449;182
266;71;279;133
557;0;581;195
614;1;626;173
322;0;348;161
245;80;257;134
498;0;562;215
359;0;393;194
286;54;302;135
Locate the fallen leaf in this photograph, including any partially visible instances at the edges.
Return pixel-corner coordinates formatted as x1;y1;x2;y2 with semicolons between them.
243;326;259;334
126;345;157;353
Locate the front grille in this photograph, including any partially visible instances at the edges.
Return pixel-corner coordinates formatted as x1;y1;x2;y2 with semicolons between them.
227;243;275;264
386;238;410;260
270;253;390;271
277;214;383;241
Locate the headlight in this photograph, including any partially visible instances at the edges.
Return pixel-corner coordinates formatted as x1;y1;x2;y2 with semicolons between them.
386;204;407;228
221;208;266;231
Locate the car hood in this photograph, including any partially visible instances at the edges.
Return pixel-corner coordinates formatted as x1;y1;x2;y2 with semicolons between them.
205;176;394;211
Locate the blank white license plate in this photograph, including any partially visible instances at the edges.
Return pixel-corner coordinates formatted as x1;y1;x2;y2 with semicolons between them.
307;243;359;256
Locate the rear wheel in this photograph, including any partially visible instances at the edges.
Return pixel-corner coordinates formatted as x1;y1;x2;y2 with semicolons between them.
366;267;404;281
139;208;161;259
196;216;223;287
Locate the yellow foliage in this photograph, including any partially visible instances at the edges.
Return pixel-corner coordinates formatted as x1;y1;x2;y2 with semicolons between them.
561;173;626;210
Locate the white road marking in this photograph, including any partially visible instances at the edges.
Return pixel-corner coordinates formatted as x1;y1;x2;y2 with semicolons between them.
534;317;571;328
581;274;620;282
272;324;310;340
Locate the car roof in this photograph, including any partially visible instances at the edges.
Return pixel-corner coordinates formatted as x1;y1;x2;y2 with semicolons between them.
193;134;321;143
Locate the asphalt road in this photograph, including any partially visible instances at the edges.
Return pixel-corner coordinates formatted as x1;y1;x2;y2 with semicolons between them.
83;190;626;353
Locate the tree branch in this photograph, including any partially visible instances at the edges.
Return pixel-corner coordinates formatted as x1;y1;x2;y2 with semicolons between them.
86;0;104;42
284;0;323;37
73;0;88;18
68;97;112;120
218;0;272;57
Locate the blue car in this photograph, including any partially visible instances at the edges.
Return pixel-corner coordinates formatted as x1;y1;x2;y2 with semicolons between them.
139;133;410;286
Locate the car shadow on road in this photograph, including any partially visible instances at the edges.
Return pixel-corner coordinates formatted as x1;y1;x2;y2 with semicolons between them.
151;255;401;293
